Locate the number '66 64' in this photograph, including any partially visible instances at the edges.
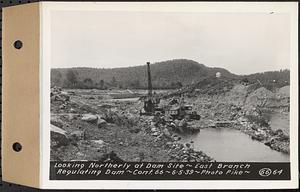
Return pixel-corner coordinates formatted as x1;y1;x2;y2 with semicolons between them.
259;168;283;177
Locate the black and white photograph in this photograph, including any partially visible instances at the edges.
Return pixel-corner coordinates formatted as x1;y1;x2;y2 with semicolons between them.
49;8;291;164
0;1;297;190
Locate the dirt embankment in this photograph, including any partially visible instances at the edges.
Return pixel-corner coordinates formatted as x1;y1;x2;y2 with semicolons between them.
50;86;213;162
244;86;290;112
186;84;290;154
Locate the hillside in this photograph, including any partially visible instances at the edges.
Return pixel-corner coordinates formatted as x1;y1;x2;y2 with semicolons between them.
241;70;290;90
51;59;289;90
51;59;235;89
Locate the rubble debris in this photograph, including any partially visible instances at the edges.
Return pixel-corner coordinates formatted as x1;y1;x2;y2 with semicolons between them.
169;142;214;162
264;138;289;154
102;110;137;127
214;121;234;128
51;86;70;103
50;80;290;162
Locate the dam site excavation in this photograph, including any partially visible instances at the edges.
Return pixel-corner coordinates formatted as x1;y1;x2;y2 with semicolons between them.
50;60;290;163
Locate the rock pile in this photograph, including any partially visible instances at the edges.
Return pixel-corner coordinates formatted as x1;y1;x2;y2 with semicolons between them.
237;116;290;154
224;84;248;107
138;114;213;162
276;86;289;98
264;129;289;153
51;86;70;103
265;137;289;154
244;86;290;112
102;110;137;127
169;142;214;162
51;86;80;114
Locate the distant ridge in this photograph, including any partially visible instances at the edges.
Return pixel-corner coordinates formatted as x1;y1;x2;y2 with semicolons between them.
51;59;289;90
51;59;236;89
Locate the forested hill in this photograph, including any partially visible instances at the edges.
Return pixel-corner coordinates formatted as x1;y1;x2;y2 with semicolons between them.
51;59;236;89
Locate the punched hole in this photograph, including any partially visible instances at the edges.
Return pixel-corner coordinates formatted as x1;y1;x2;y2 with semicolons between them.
13;40;23;49
12;142;22;152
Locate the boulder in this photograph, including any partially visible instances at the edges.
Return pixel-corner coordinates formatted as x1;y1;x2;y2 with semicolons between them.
179;119;187;128
251;131;265;141
162;128;172;139
129;127;141;133
50;117;64;128
60;91;70;99
151;127;157;132
173;134;179;141
91;140;106;148
69;130;85;141
264;138;275;146
75;152;85;159
97;118;107;128
98;151;124;162
81;114;98;123
51;124;69;147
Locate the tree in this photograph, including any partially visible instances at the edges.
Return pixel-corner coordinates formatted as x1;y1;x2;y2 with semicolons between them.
131;79;140;89
241;78;249;83
51;71;62;86
66;70;78;88
176;81;183;88
170;82;176;88
111;76;117;87
98;79;105;89
83;78;94;89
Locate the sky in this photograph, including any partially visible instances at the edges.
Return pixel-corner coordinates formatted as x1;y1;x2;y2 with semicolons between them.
51;10;290;75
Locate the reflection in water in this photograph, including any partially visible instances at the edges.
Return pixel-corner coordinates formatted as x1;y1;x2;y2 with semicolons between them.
180;128;289;162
